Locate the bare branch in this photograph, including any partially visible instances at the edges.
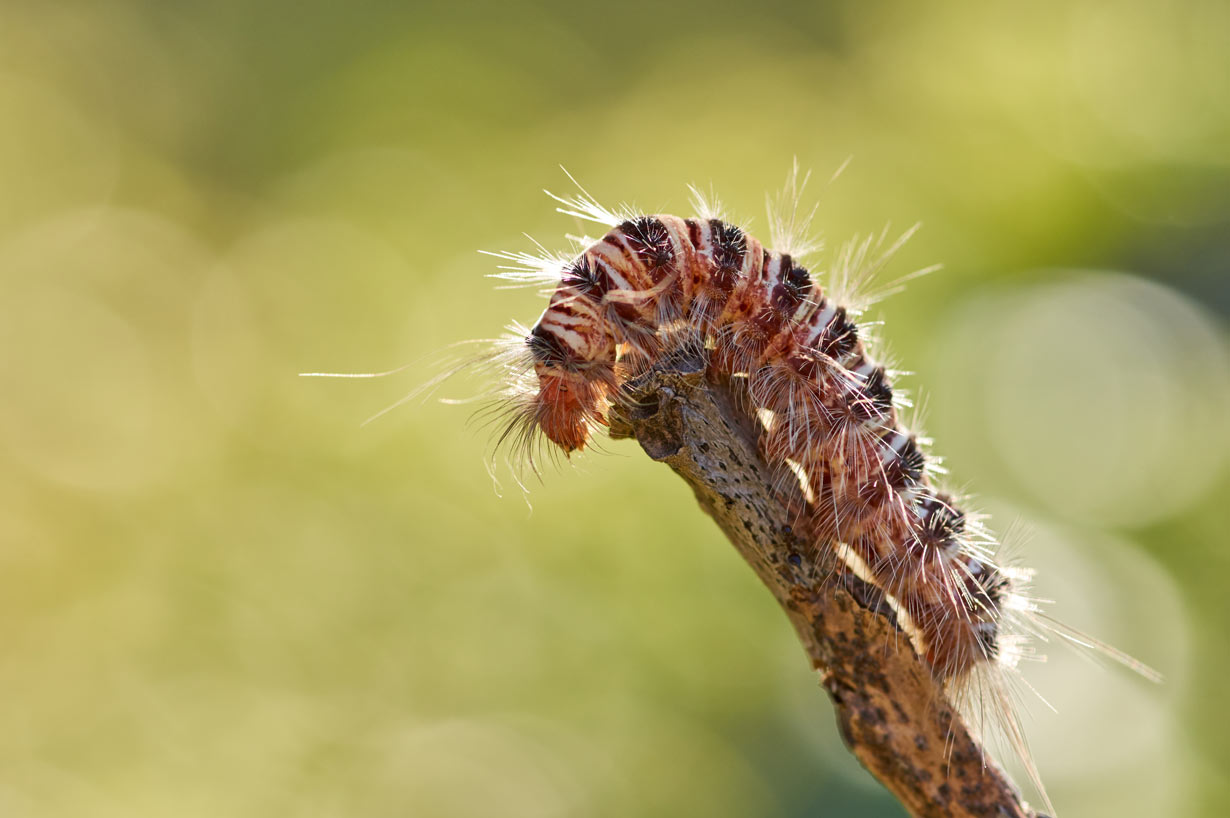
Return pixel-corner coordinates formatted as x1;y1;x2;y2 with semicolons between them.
608;351;1039;818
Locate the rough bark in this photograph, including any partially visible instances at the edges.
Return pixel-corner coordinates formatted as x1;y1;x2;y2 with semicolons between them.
607;351;1039;818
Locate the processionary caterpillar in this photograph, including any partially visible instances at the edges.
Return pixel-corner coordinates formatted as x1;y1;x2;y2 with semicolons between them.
309;168;1161;814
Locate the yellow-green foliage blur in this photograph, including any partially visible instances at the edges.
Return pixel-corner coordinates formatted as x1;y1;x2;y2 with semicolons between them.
1;1;1227;816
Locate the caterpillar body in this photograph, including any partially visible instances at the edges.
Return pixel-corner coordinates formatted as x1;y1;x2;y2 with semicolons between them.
306;171;1160;814
473;174;1161;816
518;204;1009;680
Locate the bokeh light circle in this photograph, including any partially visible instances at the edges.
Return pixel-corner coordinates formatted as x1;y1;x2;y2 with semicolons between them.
939;272;1230;526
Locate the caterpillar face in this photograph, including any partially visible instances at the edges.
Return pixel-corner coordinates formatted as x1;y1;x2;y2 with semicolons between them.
526;317;612;453
529;368;602;453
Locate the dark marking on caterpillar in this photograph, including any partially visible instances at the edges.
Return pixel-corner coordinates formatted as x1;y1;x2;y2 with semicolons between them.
816;303;860;360
527;323;572;367
562;256;604;300
618;216;675;272
710;218;747;271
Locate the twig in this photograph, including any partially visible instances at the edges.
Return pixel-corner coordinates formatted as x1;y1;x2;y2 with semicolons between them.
607;350;1039;818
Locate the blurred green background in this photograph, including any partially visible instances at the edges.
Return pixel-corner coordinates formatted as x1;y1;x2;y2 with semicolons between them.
1;0;1227;815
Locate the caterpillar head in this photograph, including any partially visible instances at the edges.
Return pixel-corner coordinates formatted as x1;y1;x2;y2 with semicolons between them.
525;323;611;454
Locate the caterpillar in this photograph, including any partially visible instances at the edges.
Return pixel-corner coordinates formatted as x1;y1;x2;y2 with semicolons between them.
471;170;1161;815
499;181;1018;679
305;168;1161;814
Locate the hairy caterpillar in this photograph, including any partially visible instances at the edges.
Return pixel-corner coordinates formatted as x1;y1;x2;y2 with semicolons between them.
306;168;1160;814
476;170;1160;814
